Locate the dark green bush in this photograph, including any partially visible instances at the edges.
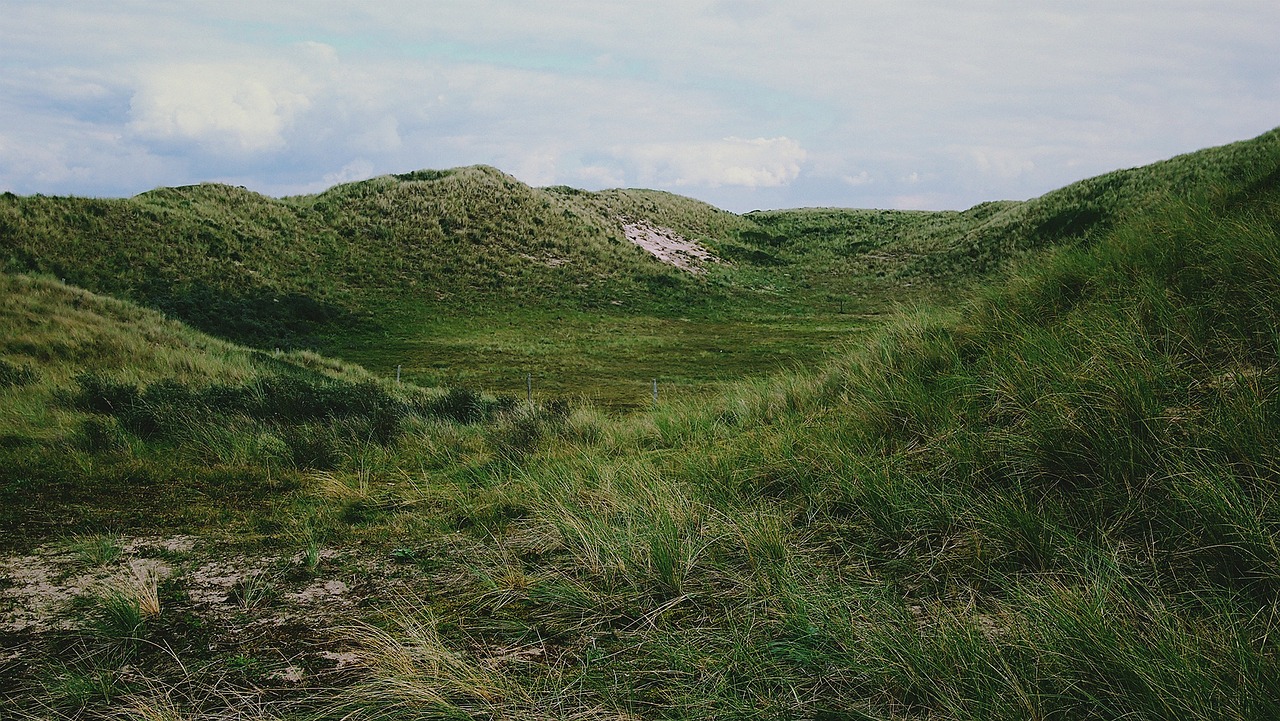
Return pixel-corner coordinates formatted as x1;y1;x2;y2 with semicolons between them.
75;417;128;454
368;401;405;446
281;424;341;470
71;372;139;414
488;401;569;459
69;373;410;446
422;387;486;424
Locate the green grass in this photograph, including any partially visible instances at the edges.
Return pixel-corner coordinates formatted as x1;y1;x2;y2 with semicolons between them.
69;534;124;567
333;303;877;409
3;127;1280;718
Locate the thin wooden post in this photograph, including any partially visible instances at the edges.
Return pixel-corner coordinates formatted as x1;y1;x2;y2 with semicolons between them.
652;378;658;407
396;365;401;384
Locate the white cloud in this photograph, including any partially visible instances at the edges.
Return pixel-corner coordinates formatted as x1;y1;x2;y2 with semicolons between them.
620;137;807;189
575;165;626;189
129;63;312;154
964;146;1037;180
891;195;938;211
324;159;375;186
351;115;403;154
507;149;561;187
2;1;1279;210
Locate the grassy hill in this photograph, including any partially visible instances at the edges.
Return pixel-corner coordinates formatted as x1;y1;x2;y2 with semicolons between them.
0;272;459;546
0;166;750;346
0;165;881;406
747;126;1280;282
2;127;1280;718
7;129;1278;407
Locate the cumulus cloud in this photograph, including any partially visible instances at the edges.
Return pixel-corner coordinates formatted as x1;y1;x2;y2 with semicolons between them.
2;2;1279;210
324;159;375;185
842;171;872;186
506;149;561;187
964;146;1037;179
575;164;626;189
129;63;312;154
620;137;807;188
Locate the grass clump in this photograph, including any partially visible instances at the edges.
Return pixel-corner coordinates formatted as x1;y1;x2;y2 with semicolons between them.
229;571;279;611
337;610;526;719
91;567;160;651
38;664;122;712
70;533;124;567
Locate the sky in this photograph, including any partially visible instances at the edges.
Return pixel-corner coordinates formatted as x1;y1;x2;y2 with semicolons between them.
1;2;1278;213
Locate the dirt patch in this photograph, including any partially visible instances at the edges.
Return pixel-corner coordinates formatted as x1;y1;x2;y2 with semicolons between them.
0;541;178;634
621;218;720;275
0;531;485;712
0;534;374;679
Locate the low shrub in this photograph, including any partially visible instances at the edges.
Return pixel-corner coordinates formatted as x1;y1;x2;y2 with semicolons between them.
422;386;485;424
281;424;342;470
75;417;128;454
69;373;411;446
416;387;519;424
70;372;139;414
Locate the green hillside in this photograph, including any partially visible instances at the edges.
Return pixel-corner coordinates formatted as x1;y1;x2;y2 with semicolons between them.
2;128;1280;718
0;166;755;345
748;126;1280;281
0;165;882;405
0;272;462;546
7;129;1279;407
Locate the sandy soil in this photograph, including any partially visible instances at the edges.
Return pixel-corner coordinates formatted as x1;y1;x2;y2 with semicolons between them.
0;534;379;691
620;218;719;275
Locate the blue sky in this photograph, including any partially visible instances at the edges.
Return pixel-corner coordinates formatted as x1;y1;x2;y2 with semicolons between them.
1;1;1278;212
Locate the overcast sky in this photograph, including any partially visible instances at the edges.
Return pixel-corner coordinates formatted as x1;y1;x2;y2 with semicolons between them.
2;1;1278;212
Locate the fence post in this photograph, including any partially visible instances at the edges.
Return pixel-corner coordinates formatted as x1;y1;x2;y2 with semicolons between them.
396;365;401;384
652;378;658;407
527;372;533;407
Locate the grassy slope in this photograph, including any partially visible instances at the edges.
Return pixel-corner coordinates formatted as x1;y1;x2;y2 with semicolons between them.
751;126;1280;281
0;167;888;407
0;166;757;334
3;128;1280;718
20;118;1262;404
0;272;458;547
5;129;1276;320
307;134;1280;719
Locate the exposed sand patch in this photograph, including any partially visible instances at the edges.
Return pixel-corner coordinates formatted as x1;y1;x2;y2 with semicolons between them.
0;533;422;700
319;650;362;669
620;218;719;275
0;541;178;633
287;578;352;605
184;557;276;607
0;535;360;637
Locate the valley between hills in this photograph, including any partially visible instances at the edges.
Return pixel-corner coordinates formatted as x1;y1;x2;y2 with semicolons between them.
2;127;1280;718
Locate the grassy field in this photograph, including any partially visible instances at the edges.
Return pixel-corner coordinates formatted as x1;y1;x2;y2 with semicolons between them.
330;301;885;409
2;127;1280;719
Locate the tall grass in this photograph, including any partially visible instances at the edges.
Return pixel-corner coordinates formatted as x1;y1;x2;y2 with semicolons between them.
342;183;1280;717
5;131;1280;717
